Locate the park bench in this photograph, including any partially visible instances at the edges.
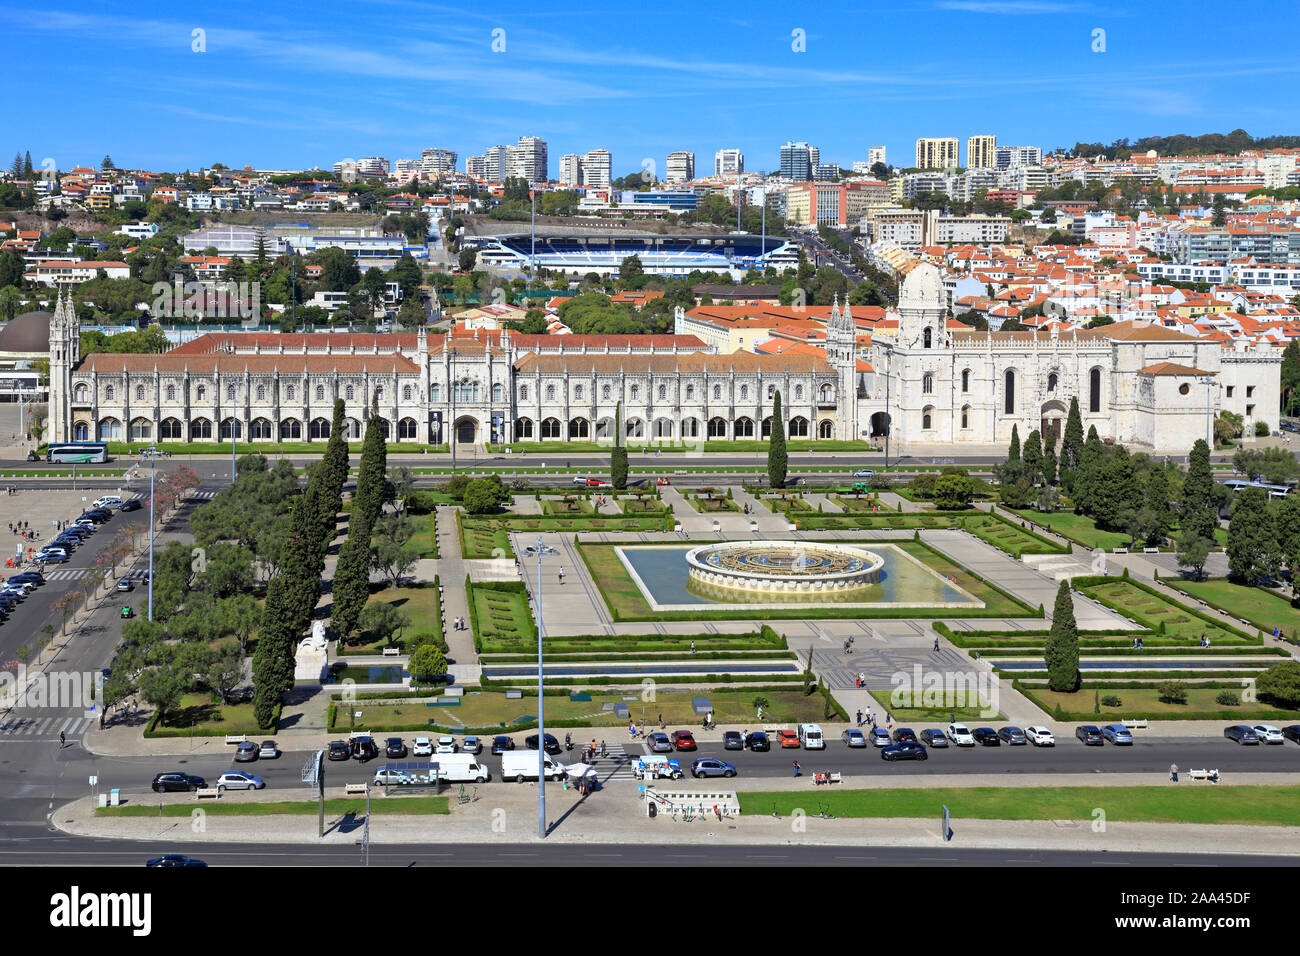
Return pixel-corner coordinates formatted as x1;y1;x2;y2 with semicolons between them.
344;783;369;795
1112;547;1128;554
1142;547;1159;554
224;734;246;745
195;788;221;799
1187;768;1220;782
381;647;401;657
1121;718;1148;729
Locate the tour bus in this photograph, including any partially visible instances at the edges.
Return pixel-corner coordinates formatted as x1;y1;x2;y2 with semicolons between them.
46;442;108;464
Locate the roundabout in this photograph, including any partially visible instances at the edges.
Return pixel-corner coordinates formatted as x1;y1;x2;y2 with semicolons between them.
685;540;884;599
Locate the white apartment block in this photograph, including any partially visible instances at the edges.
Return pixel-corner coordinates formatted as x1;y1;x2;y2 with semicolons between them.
715;148;744;177
994;145;1042;169
666;150;695;182
419;148;457;176
933;214;1011;245
505;137;548;184
868;145;887;168
581;149;611;190
558;154;583;187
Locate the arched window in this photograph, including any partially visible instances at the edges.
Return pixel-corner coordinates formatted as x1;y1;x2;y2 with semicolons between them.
189;418;212;440
819;419;833;439
568;418;589;439
345;418;362;439
515;417;534;439
256;384;265;401
686;385;694;401
602;384;611;400
708;417;727;438
1089;367;1102;413
492;383;503;403
1047;372;1058;392
961;369;970;393
166;384;175;402
430;384;439;403
74;422;90;441
195;385;204;402
541;417;562;439
105;385;115;402
519;385;528;402
788;416;809;437
712;385;721;400
403;385;412;401
767;384;775;399
316;385;325;401
130;418;151;441
625;417;644;438
279;419;301;440
286;385;295;401
761;416;772;438
546;384;555;401
310;418;331;440
923;374;933;395
740;385;749;401
376;386;384;402
820;384;833;402
97;417;121;440
961;405;970;430
923;327;933;349
398;417;418;440
734;417;754;437
658;385;666;401
681;417;699;437
574;385;583;401
630;385;639;401
794;385;804;401
74;384;88;403
922;405;934;430
219;418;241;440
135;385;145;402
1004;369;1015;415
160;418;183;440
345;385;354;401
371;418;390;439
227;385;236;402
250;418;273;440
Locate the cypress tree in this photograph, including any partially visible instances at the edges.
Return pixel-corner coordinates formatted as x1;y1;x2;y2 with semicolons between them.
1097;445;1139;530
611;401;628;489
1180;438;1217;542
1073;427;1104;515
331;530;372;641
1008;423;1021;462
1227;486;1279;586
1145;464;1172;544
768;390;787;489
1045;580;1080;692
354;418;388;529
317;399;349;539
1042;430;1058;486
1022;428;1043;486
1062;396;1084;470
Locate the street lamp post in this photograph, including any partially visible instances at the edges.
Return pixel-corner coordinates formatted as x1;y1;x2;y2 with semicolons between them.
883;345;894;468
530;534;557;839
147;442;156;622
1197;376;1219;450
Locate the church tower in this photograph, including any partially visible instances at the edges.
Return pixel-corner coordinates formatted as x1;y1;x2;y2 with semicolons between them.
826;295;858;440
897;261;945;350
47;285;80;444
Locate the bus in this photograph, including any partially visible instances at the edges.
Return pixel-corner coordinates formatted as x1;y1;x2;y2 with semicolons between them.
1221;478;1292;500
46;442;108;464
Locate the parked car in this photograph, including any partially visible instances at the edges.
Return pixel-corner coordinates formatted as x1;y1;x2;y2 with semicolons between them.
672;730;698;752
841;728;867;748
973;728;1001;746
461;736;483;755
1025;726;1055;747
233;741;259;762
691;758;736;779
997;726;1027;745
146;854;206;867
120;499;142;513
351;736;379;761
919;728;949;748
868;727;892;747
8;571;43;586
777;729;801;749
1224;725;1259;745
881;741;928;761
891;727;917;744
215;771;265;792
1075;725;1104;746
327;741;351;761
722;730;744;750
93;496;122;510
258;740;279;759
116;578;134;592
852;469;874;478
434;736;457;754
1102;724;1134;745
746;730;770;752
385;737;408;758
491;735;515;754
152;772;205;793
647;732;673;753
946;723;975;747
524;733;561;755
1252;725;1284;745
1282;725;1300;744
412;736;434;756
571;476;588;485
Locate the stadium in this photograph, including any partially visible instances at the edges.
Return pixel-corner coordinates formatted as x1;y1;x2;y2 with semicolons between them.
464;232;800;277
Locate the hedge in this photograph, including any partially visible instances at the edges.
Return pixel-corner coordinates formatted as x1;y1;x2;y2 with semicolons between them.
1072;576;1257;643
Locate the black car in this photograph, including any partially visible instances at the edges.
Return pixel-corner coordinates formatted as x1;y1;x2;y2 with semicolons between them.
997;726;1027;745
973;727;1001;746
120;499;142;513
327;741;351;761
146;854;207;868
350;736;379;761
1075;725;1104;746
152;772;205;793
385;737;408;758
81;508;113;523
525;733;561;755
881;741;928;761
1283;725;1300;744
1223;725;1259;745
491;735;515;754
8;571;43;586
25;451;38;462
746;731;770;752
722;730;744;750
891;727;918;744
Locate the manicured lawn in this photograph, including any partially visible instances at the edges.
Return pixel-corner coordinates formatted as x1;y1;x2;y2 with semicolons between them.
338;687;828;732
463;514;666;540
1019;684;1300;721
863;688;1000;723
961;514;1066;558
469;584;536;650
1011;510;1131;550
1166;578;1300;640
459;516;514;559
835;495;884;513
98;797;450;816
1081;580;1251;644
147;694;269;737
796;513;959;530
739;786;1300;826
341;584;441;653
542;497;594;516
620;495;668;514
686;494;740;513
411;514;437;558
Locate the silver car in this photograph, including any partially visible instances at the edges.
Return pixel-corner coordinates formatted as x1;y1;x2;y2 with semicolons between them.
215;771;265;792
841;728;867;748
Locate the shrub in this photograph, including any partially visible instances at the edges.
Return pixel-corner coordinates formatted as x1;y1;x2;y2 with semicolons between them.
1255;421;1269;437
1101;695;1123;707
1156;680;1188;704
1215;690;1240;706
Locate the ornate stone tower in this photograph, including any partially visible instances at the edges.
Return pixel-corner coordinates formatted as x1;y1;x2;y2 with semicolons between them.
826;295;858;439
47;285;80;444
897;261;945;350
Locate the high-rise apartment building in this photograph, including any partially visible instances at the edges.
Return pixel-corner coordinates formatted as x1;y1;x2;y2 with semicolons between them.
868;145;887;168
715;148;744;177
419;148;457;176
558;154;583;187
813;163;840;181
353;157;389;177
994;145;1043;169
581;149;611;190
666;150;695;182
504;136;548;184
779;141;817;181
966;135;996;169
915;138;959;170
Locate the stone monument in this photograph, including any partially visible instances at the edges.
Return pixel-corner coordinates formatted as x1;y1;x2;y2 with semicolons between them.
294;619;329;684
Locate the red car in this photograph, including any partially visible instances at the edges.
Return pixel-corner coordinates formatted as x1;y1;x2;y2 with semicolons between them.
777;730;801;749
672;730;697;751
585;478;604;487
656;477;670;486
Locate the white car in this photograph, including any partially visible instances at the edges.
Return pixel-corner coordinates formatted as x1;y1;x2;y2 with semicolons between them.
1253;724;1285;744
214;771;265;792
571;476;588;485
93;496;123;509
946;723;976;747
435;735;457;754
1025;725;1056;747
412;736;433;756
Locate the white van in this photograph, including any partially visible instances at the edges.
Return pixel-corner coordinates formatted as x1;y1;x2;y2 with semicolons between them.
798;723;825;750
632;755;683;780
432;753;490;783
502;750;566;782
93;496;123;509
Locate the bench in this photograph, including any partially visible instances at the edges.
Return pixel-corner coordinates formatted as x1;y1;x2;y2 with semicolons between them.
1122;718;1148;729
1112;547;1128;554
224;734;247;745
195;787;221;799
1142;547;1159;553
1186;768;1220;782
344;783;369;795
381;647;401;657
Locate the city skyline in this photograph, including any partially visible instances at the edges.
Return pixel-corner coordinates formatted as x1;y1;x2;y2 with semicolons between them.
5;1;1300;177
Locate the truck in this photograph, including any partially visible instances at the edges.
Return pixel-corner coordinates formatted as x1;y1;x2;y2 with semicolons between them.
501;750;566;783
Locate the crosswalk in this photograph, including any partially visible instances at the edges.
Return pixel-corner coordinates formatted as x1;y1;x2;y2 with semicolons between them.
0;714;96;740
37;567;151;582
588;741;637;780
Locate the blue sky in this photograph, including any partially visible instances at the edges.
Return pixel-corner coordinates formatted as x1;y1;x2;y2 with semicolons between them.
5;0;1299;176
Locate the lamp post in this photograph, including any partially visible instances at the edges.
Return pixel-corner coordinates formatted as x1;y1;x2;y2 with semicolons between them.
1197;376;1219;451
883;344;894;468
530;534;558;839
147;441;156;622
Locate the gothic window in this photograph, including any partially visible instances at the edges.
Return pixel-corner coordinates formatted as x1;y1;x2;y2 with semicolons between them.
135;385;145;402
686;385;694;401
961;369;970;393
794;385;804;401
375;386;383;402
575;385;583;401
166;384;175;402
286;385;295;401
923;374;933;395
74;384;88;403
961;405;970;429
712;385;721;400
492;383;503;402
316;385;325;400
546;384;555;401
403;385;412;401
519;385;528;402
631;385;639;401
105;385;115;402
196;385;205;402
430;385;439;402
767;384;775;399
1004;369;1015;415
923;327;933;349
256;384;265;401
740;385;748;401
1047;372;1058;392
345;385;354;401
658;385;667;401
227;385;236;402
1089;367;1102;413
922;405;935;430
602;384;611;400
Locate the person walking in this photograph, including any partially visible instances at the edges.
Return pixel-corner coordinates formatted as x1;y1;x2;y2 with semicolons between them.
1170;763;1179;783
690;641;695;654
558;567;565;585
792;760;801;777
59;731;66;749
855;709;863;727
933;637;940;653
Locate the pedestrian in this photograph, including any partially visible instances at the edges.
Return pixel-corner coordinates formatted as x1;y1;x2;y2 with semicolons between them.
558;567;565;584
59;731;65;748
1170;763;1179;783
933;637;939;652
855;709;863;727
792;760;801;777
629;721;636;737
690;641;695;654
886;711;892;727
